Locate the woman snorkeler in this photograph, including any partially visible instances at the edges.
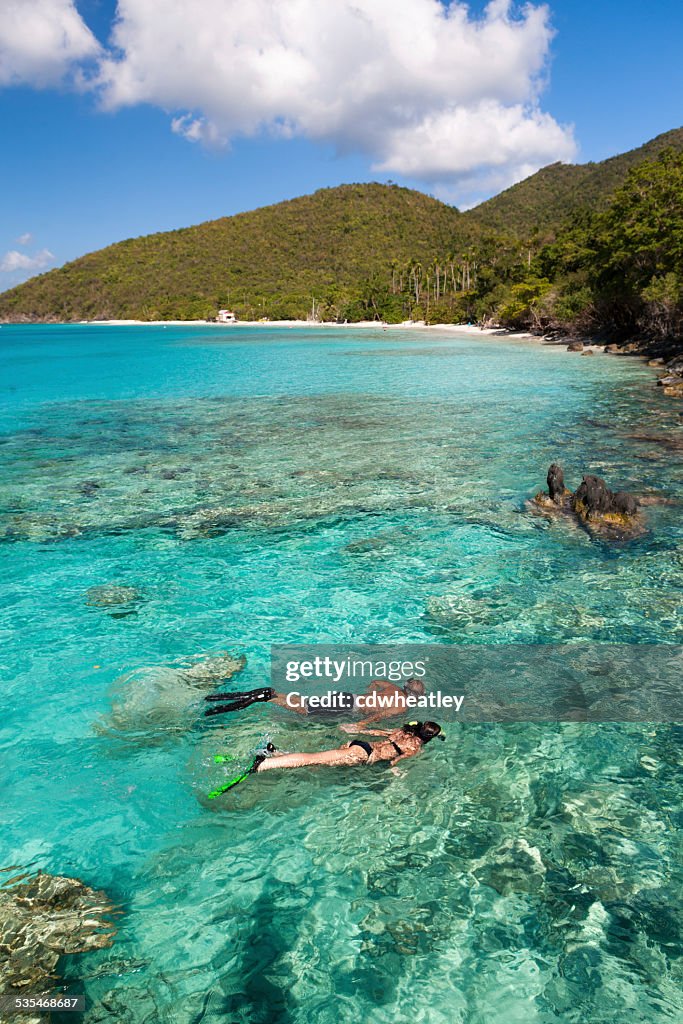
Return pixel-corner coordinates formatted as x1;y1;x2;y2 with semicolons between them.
255;720;445;774
208;722;445;797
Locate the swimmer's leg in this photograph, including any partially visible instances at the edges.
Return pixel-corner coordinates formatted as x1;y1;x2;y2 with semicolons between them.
255;746;368;772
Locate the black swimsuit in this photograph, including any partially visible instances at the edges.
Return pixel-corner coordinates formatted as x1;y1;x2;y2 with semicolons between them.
349;738;404;760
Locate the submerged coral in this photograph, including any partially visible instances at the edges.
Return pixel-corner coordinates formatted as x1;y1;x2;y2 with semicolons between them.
95;650;246;742
0;869;116;1020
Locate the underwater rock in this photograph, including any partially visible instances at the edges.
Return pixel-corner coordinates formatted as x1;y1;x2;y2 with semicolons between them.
472;837;546;895
425;591;517;631
95;650;246;742
0;515;83;544
531;464;645;539
567;340;584;352
78;480;102;497
343;537;388;554
178;651;246;686
85;585;142;608
0;869;116;1015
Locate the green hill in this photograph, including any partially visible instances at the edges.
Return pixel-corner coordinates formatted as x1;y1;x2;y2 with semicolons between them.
464;126;683;238
0;183;466;323
1;126;682;343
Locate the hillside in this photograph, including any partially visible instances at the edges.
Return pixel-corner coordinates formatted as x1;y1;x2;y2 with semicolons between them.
464;126;683;238
2;126;682;343
0;184;465;323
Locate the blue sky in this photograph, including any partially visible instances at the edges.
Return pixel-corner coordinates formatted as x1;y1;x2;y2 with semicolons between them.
1;0;682;287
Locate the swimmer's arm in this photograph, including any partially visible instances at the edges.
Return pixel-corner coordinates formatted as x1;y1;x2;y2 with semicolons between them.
389;751;414;775
346;727;394;737
340;715;388;733
390;750;415;767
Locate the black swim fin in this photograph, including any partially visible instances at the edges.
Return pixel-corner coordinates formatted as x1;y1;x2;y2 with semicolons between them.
205;689;255;701
204;687;275;717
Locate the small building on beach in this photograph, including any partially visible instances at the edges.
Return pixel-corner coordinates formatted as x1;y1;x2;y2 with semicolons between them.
216;309;237;323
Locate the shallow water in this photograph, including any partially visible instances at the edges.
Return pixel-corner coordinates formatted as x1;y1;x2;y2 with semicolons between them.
0;324;681;1022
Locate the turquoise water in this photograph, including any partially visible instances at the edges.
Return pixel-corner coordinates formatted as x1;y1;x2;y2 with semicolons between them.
1;324;681;1023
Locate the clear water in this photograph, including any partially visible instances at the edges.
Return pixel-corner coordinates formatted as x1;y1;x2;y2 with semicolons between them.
1;324;681;1023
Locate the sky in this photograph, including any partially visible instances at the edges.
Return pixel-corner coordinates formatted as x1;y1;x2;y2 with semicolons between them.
1;0;682;287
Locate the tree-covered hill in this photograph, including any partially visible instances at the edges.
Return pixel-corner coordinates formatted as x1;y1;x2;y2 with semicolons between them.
465;126;683;238
1;128;682;356
0;183;467;323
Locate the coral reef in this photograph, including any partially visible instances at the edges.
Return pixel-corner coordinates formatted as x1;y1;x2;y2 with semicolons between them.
0;869;116;1022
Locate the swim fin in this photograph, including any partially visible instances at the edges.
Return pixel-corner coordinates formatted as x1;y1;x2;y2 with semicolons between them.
204;687;274;716
207;743;275;798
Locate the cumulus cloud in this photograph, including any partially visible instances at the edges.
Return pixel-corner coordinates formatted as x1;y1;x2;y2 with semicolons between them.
0;247;54;273
0;0;99;87
95;0;575;197
0;0;576;200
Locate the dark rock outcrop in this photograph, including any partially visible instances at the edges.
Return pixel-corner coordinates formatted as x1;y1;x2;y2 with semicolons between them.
532;464;644;539
547;463;567;504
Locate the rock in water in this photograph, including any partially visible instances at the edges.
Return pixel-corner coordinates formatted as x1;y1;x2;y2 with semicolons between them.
573;474;641;529
95;649;247;742
178;651;246;686
85;585;142;608
567;340;584;352
531;465;644;539
0;869;116;1018
472;838;546;895
611;491;639;516
574;475;613;516
547;462;566;503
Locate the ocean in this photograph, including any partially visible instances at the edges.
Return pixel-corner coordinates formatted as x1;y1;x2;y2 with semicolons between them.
1;323;681;1023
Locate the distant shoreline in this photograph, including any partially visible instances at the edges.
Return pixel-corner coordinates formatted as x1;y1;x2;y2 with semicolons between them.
0;316;637;356
70;317;615;354
76;318;552;342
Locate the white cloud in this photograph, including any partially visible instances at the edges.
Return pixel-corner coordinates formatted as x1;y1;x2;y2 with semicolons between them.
0;0;576;201
16;232;33;245
0;247;54;272
95;0;575;199
0;0;99;87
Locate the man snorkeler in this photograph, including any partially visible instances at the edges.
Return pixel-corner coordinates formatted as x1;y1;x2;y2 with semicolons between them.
203;676;427;722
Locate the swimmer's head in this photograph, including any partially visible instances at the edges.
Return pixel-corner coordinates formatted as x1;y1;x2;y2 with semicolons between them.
403;677;426;697
403;720;445;743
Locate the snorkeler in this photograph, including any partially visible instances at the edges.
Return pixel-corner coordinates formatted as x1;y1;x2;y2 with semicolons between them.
255;720;444;773
208;721;444;797
204;676;426;721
